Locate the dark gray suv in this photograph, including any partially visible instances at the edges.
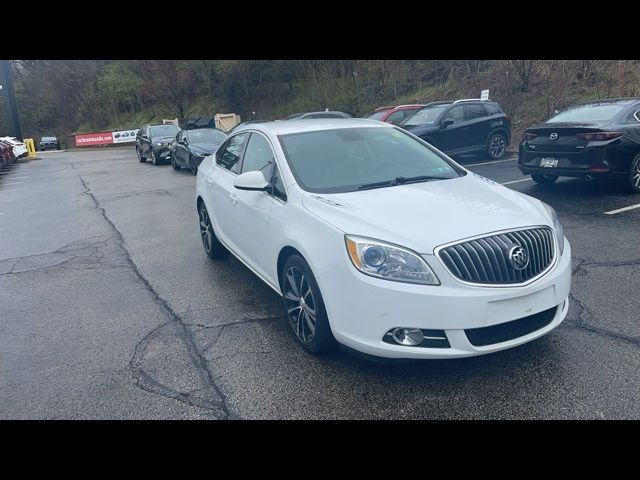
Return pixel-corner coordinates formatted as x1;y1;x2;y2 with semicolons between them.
39;136;60;151
136;124;180;165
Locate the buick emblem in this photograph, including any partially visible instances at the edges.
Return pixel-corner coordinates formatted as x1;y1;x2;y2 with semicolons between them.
549;132;558;140
508;245;529;271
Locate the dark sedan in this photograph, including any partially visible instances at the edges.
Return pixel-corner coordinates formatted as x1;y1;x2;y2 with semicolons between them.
170;128;227;174
519;98;640;193
136;124;181;165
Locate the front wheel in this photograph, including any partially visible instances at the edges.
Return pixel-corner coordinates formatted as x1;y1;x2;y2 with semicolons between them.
531;173;559;185
151;149;159;165
171;155;180;170
281;255;337;354
198;204;228;260
189;157;198;175
628;153;640;193
487;133;507;160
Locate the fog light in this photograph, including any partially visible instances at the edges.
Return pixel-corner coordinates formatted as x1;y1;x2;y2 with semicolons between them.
391;327;424;346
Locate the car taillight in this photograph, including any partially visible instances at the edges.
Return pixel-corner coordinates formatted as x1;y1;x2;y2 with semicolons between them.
523;132;537;141
576;132;624;141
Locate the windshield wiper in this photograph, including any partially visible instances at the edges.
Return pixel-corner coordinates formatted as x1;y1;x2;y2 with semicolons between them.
357;175;448;190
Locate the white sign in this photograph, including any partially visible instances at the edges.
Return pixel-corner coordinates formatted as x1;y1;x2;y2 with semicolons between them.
480;89;490;100
112;129;139;144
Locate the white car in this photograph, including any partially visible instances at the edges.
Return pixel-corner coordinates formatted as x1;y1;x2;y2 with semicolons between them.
195;119;571;359
0;137;28;158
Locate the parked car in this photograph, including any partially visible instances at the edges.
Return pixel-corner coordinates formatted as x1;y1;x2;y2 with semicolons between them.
227;120;270;134
0;140;15;169
195;119;570;358
0;137;28;158
39;136;60;151
296;111;352;119
135;124;180;165
364;104;425;124
518;98;640;192
400;99;511;159
170;128;227;174
287;113;305;120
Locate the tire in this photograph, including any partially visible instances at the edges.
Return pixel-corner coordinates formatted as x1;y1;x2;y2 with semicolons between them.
171;154;180;170
151;149;158;165
281;254;337;354
137;147;146;163
198;203;228;260
189;157;198;175
487;132;507;160
531;173;559;185
628;153;640;193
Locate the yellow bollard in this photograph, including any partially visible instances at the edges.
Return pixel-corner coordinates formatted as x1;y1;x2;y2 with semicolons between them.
24;138;36;157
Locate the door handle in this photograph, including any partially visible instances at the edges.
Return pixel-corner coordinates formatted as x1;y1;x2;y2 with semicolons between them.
229;194;238;205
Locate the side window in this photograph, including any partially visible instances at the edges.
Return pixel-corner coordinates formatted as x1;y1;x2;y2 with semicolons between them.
484;103;502;115
216;133;249;174
241;133;275;178
386;110;406;124
443;106;464;122
464;104;488;120
271;166;287;202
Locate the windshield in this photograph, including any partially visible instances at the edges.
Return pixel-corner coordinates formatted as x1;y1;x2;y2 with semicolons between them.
278;127;462;193
42;137;57;141
188;129;227;143
547;103;626;123
401;105;450;126
150;125;180;136
365;110;389;121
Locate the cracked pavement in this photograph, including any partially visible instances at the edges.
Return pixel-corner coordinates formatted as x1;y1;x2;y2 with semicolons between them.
0;149;639;419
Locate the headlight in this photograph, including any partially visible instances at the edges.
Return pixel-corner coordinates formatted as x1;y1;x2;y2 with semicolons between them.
542;203;565;256
345;235;440;285
156;142;163;146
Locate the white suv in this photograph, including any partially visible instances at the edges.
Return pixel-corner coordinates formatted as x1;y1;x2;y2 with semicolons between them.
195;119;571;359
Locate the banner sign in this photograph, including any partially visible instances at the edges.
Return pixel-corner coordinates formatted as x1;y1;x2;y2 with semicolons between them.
75;132;114;147
112;129;138;144
75;129;139;147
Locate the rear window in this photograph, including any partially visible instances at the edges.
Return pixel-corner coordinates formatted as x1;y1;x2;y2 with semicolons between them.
366;110;388;121
547;103;626;123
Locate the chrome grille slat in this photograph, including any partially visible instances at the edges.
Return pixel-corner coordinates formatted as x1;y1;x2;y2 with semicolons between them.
438;227;556;285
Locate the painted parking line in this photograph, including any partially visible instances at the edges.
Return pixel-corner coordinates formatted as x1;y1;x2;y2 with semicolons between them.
465;157;518;167
1;182;25;186
501;178;533;186
0;212;5;216
604;203;640;215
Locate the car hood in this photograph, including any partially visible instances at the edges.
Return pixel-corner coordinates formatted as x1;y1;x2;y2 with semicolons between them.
191;142;222;154
301;173;551;254
401;124;439;134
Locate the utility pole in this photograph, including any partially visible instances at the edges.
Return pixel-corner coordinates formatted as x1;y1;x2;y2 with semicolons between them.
0;60;24;141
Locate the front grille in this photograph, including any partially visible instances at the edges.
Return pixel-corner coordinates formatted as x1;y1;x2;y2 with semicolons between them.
438;227;555;285
465;306;558;347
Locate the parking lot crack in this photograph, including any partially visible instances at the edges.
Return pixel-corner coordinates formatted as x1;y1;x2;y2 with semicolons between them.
78;176;238;420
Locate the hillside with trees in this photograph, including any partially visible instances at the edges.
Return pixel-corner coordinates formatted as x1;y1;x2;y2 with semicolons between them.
2;60;640;148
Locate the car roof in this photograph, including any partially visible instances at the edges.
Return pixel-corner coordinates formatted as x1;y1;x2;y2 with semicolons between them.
573;97;640;106
234;118;393;136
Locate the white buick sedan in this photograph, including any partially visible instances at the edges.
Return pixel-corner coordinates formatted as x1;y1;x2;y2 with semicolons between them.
195;119;571;359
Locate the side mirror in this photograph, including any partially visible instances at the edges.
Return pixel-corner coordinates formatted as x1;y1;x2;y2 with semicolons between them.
441;118;454;128
234;170;269;191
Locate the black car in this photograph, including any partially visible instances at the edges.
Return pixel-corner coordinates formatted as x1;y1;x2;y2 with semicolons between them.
170;128;227;174
400;99;511;159
39;136;60;151
136;124;180;165
518;98;640;193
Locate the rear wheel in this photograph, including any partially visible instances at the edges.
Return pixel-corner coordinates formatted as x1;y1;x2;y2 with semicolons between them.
281;255;337;354
137;147;146;163
531;173;558;185
487;132;507;159
628;153;640;193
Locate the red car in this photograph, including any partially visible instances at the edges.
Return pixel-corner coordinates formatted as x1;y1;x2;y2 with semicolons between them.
0;140;16;169
364;104;425;124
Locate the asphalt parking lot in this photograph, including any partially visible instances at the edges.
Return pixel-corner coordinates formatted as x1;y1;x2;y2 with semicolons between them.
1;147;639;419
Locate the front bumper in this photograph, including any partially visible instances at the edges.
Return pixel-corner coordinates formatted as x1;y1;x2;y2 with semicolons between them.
153;146;172;160
319;237;572;359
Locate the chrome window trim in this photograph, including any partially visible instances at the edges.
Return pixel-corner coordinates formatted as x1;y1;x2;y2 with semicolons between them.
634;109;640;123
433;225;559;288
